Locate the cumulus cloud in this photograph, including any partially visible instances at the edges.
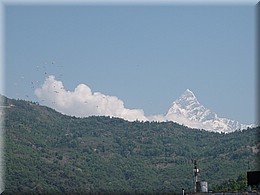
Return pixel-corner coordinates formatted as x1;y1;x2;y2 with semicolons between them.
34;75;217;131
35;75;147;121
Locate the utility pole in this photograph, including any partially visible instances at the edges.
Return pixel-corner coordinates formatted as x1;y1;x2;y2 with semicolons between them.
193;160;199;193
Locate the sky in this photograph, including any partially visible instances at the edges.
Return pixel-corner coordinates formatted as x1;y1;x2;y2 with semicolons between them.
3;2;257;125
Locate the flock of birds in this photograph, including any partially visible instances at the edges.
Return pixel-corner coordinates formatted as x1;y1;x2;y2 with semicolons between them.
13;60;63;103
13;61;99;109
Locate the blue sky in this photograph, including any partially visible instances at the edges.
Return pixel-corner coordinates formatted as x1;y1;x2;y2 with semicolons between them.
4;4;256;124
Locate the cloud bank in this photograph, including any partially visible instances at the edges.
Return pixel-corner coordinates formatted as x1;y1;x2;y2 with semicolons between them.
34;75;210;128
35;76;251;133
35;75;147;121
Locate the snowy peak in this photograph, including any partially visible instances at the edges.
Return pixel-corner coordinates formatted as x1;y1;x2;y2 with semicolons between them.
165;89;252;133
171;89;200;110
182;89;196;99
179;89;197;103
167;89;212;122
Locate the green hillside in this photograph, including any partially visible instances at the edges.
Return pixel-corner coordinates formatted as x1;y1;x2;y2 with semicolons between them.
2;96;259;194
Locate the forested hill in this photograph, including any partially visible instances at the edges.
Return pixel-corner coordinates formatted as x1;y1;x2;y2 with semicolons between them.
2;96;260;194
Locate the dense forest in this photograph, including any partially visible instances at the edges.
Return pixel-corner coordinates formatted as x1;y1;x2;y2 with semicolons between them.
1;96;259;194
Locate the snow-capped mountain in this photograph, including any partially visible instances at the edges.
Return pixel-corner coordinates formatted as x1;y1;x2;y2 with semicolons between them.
165;89;253;133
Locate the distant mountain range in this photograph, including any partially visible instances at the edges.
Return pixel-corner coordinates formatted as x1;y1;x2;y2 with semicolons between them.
1;88;253;133
164;89;253;133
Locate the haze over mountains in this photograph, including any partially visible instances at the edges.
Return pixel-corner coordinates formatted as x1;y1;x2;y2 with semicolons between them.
34;76;253;133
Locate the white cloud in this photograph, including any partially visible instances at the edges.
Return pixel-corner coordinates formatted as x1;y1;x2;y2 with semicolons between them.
34;75;212;128
35;76;252;133
35;75;147;121
34;75;224;132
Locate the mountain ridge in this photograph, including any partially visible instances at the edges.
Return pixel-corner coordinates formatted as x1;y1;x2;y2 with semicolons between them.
165;89;253;133
1;89;254;133
2;95;259;193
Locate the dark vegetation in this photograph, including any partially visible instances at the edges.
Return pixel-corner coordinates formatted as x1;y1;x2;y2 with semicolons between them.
212;174;248;192
1;96;259;194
